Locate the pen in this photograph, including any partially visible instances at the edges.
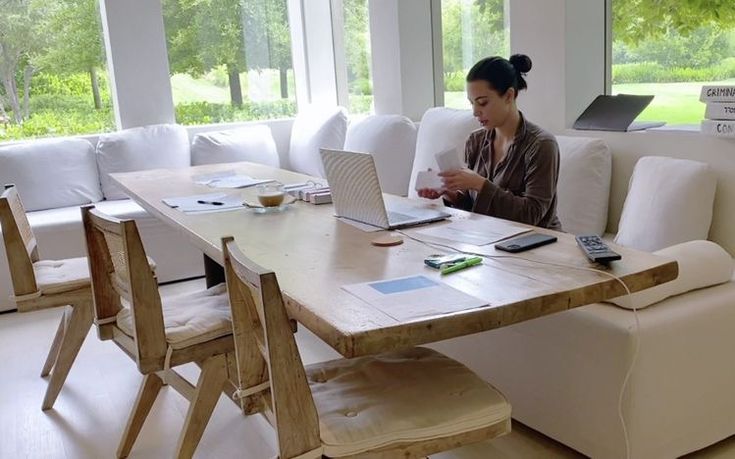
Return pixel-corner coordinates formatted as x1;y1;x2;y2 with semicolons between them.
441;256;482;275
197;200;224;205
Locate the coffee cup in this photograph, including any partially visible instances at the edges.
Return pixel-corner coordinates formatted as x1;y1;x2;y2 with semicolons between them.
256;183;285;207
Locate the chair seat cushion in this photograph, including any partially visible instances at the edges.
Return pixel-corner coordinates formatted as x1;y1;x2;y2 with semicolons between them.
307;346;511;457
33;257;90;294
116;283;231;350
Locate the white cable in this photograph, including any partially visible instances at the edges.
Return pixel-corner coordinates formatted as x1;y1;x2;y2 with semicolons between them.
397;229;638;459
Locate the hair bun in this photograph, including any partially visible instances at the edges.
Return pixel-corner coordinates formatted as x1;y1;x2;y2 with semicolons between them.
509;54;532;74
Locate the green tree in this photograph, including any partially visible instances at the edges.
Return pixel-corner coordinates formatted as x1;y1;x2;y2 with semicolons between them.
613;0;735;44
35;0;106;109
343;0;371;95
163;0;293;106
0;0;48;124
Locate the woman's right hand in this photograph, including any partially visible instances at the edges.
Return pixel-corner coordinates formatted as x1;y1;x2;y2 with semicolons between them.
417;188;443;200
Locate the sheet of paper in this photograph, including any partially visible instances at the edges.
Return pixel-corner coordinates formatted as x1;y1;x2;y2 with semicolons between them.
414;170;443;191
415;219;531;246
192;170;237;185
435;148;465;171
205;175;275;189
162;192;244;214
342;275;487;322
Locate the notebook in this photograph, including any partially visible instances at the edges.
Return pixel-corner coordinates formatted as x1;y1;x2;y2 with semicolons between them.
320;149;450;229
573;94;665;132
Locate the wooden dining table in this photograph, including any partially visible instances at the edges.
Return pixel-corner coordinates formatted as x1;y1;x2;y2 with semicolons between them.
111;161;678;358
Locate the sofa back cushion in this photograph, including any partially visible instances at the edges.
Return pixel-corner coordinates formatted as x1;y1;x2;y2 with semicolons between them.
555;136;611;235
191;125;280;167
344;115;417;196
0;138;102;211
614;156;716;251
408;108;479;198
288;106;347;178
96;124;190;200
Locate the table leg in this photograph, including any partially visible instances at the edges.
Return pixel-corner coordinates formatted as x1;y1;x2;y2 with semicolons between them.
204;254;225;288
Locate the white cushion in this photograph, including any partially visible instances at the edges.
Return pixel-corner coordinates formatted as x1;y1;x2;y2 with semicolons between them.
191;125;280;167
288;105;347;177
555;136;611;235
609;240;733;310
33;257;90;295
96;124;191;200
614;156;716;251
116;283;231;350
408;108;479;198
344;115;417;196
308;346;510;457
0;138;102;211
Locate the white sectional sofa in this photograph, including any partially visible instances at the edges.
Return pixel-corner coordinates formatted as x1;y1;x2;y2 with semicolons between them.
2;108;734;459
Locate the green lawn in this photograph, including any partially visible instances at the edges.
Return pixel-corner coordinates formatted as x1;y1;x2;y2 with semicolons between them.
445;79;735;126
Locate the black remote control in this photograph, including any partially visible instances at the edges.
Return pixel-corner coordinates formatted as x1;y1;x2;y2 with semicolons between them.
575;235;622;264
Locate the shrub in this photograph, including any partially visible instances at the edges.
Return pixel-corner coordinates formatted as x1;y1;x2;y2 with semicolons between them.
612;60;735;84
444;71;466;92
174;100;296;125
349;78;373;96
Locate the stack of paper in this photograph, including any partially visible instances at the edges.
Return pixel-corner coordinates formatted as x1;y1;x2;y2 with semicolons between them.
700;85;735;138
162;193;244;214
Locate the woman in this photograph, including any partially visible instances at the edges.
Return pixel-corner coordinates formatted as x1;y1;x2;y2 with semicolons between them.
419;54;562;231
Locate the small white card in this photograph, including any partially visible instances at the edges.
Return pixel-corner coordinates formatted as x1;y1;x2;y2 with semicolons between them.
415;170;443;191
435;148;465;172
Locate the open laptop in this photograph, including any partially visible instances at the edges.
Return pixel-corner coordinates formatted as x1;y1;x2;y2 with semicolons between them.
573;94;665;131
320;149;450;229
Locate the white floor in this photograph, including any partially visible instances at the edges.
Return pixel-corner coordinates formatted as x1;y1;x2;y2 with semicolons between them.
0;279;733;459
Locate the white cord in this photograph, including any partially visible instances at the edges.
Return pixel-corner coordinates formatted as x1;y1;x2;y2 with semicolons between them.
397;229;638;459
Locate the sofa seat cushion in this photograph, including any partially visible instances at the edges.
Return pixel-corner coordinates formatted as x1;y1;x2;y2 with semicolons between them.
608;241;734;310
408;108;479;198
614;156;716;251
288;105;347;177
191;125;280;167
307;346;510;457
116;283;231;350
0;138;102;211
97;124;191;200
555;136;611;235
33;258;90;295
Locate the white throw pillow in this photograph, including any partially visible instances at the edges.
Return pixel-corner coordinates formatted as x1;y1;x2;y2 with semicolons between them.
614;156;716;252
96;124;190;200
408;108;479;198
344;115;417;196
609;240;733;310
288;106;347;177
191;125;280;167
0;138;102;211
555;136;611;236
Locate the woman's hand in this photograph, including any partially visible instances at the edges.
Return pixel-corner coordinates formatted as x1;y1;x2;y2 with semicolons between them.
439;169;486;192
417;188;443;200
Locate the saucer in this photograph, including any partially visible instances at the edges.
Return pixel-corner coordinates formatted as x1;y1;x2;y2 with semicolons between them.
251;203;291;214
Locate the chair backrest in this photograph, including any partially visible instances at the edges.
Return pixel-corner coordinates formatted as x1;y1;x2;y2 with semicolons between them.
82;205;167;372
0;184;39;296
222;236;321;458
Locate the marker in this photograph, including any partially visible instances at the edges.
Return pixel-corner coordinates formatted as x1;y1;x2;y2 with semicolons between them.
197;200;224;205
441;256;482;275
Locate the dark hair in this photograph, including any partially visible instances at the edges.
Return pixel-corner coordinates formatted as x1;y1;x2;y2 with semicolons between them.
466;54;532;98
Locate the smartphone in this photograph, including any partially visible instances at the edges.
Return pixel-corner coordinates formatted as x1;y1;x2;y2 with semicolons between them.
495;233;557;253
424;253;469;269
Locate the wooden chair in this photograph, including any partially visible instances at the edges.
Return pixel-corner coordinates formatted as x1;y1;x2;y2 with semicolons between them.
0;184;93;410
82;205;236;459
221;236;512;459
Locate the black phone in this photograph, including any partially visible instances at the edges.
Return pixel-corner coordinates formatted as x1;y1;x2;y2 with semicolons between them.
495;232;558;253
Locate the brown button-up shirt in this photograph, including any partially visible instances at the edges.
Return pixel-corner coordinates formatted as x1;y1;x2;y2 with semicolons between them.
448;114;562;231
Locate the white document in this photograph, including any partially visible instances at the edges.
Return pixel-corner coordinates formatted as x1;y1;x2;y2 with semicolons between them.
342;275;487;322
162;192;244;214
192;170;237;185
435;148;465;172
205;175;274;189
414;170;443;191
416;219;531;246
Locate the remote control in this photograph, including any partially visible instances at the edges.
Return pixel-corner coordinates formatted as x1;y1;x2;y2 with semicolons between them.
575;235;622;264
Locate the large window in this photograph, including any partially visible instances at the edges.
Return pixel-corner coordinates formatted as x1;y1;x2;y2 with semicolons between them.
162;0;297;125
340;0;373;114
611;1;735;125
0;0;114;141
441;0;509;109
